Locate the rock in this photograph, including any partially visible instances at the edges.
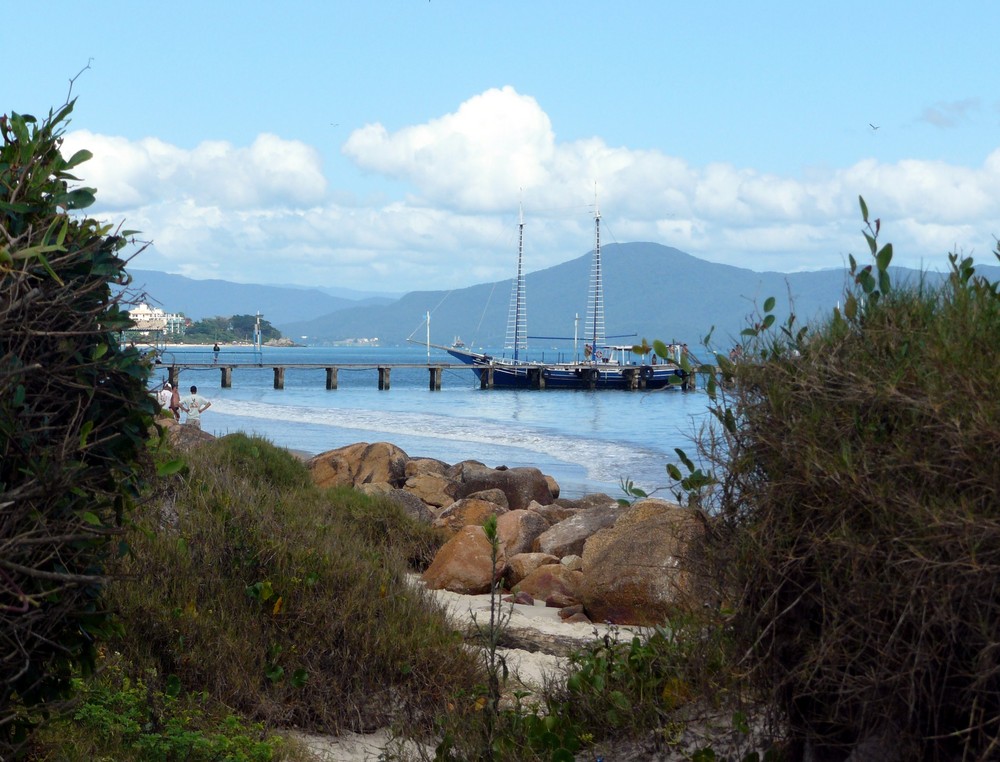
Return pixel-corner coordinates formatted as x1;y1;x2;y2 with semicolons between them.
532;502;625;558
165;420;216;451
505;552;560;587
379;487;436;524
453;465;554;511
514;564;582;604
555;493;618;511
404;457;449;478
564;612;591;624
560;554;583;571
545;592;577;609
422;525;505;595
496;509;551;557
558;604;584;620
433;497;507;535
403;473;456;510
580;499;707;626
466;488;509;510
503;591;535;606
308;442;409;489
529;501;577;524
544;474;560;500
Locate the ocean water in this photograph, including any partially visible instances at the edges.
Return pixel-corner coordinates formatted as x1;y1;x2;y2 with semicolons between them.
151;345;712;499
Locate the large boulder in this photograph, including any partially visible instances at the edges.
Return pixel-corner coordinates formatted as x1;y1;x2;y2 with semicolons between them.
580;499;708;626
514;564;583;605
403;473;456;510
452;464;554;511
533;502;625;558
422;525;505;595
357;484;435;524
504;552;560;587
308;441;409;489
433;498;507;536
496;509;551;557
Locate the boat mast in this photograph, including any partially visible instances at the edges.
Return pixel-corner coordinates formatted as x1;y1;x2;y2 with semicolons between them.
585;186;606;362
505;202;528;361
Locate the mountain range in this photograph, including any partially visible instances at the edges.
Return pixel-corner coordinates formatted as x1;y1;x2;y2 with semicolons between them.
125;270;396;325
128;244;999;352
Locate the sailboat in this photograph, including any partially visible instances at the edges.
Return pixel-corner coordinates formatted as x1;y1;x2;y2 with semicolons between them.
445;202;688;390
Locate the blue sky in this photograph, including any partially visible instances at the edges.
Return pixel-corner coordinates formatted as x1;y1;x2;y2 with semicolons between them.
6;1;1000;292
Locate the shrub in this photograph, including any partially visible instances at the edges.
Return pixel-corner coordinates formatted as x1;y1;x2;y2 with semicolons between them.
705;203;1000;760
0;101;154;753
108;434;480;737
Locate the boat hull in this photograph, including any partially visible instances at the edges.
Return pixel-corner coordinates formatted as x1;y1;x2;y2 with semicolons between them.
446;349;687;390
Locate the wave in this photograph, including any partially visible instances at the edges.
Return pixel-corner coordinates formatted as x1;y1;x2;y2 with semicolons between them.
210;398;669;486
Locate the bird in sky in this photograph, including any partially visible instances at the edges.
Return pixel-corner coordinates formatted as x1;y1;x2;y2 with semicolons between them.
869;123;880;131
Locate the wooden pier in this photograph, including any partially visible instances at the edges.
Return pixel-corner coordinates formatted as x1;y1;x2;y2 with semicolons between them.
164;362;476;391
163;362;713;391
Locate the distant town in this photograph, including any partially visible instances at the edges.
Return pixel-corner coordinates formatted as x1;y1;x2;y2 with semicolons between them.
123;303;283;345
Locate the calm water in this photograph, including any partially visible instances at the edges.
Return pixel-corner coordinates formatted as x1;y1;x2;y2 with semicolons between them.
151;345;712;499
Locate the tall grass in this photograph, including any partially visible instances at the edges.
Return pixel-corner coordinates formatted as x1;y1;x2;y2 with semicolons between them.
106;434;479;737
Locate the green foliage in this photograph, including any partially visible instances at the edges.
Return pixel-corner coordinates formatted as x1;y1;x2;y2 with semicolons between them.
0;100;155;753
692;199;1000;759
31;657;285;761
182;314;282;344
107;434;478;736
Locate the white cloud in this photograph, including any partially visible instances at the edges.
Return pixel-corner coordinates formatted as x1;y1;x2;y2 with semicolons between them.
62;131;326;210
58;87;1000;291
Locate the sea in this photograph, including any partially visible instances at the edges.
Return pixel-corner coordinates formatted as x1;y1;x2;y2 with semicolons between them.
149;344;713;500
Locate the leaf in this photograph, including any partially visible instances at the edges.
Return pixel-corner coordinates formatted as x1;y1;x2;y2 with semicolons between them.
876;242;893;272
844;294;858;320
64;149;93;169
878;268;891;295
666;463;683;481
156;459;186;477
79;420;94;448
675;448;695;471
165;674;182;698
652;339;670;359
763;296;776;313
859;195;869;222
761;314;776;330
291;669;309;688
81;511;102;526
864;231;877;256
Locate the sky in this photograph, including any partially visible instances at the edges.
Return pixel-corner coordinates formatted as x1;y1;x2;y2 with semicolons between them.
6;1;1000;293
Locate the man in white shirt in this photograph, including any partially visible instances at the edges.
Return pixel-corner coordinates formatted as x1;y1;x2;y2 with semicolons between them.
180;385;212;428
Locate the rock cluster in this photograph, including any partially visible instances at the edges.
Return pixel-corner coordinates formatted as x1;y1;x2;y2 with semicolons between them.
308;441;710;626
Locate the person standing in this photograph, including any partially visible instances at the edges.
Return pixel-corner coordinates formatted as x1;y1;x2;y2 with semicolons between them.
180;385;212;428
213;342;220;364
169;384;182;422
156;382;173;413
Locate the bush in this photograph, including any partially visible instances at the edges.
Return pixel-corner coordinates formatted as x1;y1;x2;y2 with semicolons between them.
0;101;155;752
107;434;479;737
707;204;1000;760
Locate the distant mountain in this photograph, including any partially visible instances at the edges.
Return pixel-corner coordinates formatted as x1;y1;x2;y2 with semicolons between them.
125;269;396;324
277;243;838;349
280;243;999;350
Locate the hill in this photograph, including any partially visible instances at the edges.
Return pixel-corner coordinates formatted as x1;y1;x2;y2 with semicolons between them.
280;242;912;349
125;269;395;325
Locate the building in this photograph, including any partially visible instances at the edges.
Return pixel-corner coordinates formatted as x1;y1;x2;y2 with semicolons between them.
126;303;186;337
